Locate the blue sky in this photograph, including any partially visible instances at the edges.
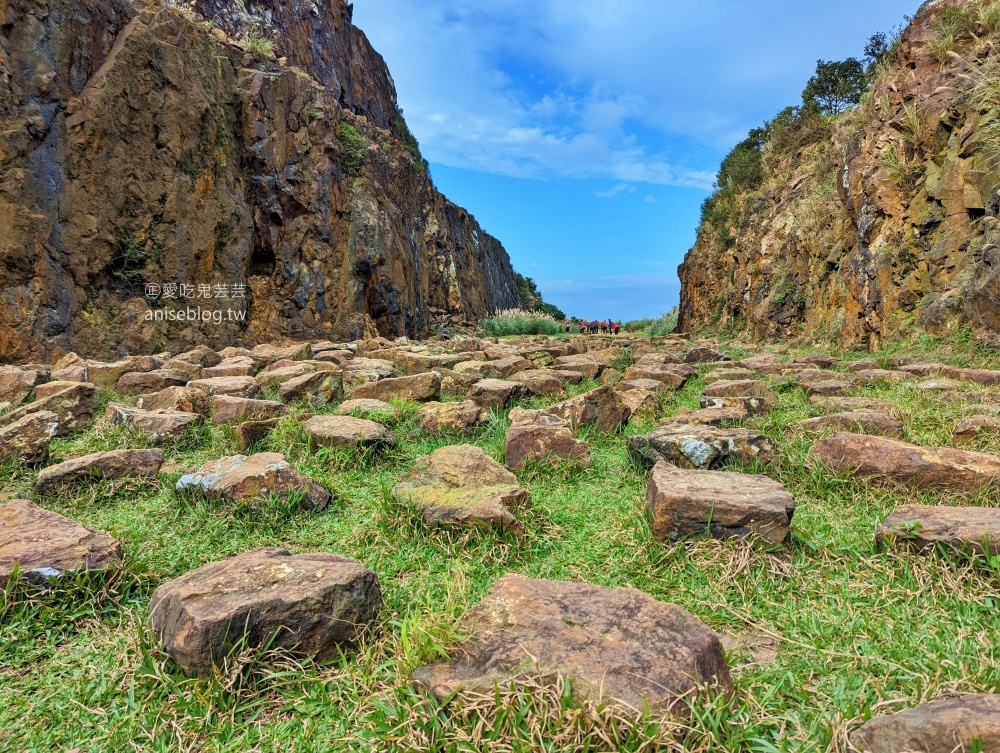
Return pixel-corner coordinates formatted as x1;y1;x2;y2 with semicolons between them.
354;0;917;321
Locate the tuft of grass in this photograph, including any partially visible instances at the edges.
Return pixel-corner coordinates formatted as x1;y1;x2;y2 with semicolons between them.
479;308;563;337
243;28;274;58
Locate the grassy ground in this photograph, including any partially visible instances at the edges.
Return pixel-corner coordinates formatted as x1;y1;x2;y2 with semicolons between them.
1;337;999;752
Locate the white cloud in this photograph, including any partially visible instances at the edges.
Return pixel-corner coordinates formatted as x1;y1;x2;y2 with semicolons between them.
644;195;657;203
595;183;636;199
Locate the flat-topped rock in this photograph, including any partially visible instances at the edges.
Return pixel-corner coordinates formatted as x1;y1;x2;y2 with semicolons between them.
897;362;948;377
700;394;773;415
953;415;1000;444
251;343;311;361
393;445;529;536
412;573;731;714
793;353;839;368
646;461;794;544
115;369;189;395
202;356;260;379
877;504;1000;555
702;379;779;404
551;354;604;380
0;381;96;436
304;415;395;449
148;547;381;676
939;366;1000;386
189;376;262;398
852;369;914;386
434;367;480;395
106;404;202;442
132;386;212;416
211;395;287;424
506;369;566;396
685;346;729;363
278;370;344;404
543;384;631;432
0;365;48;405
0;499;122;581
916;378;963;391
394;351;466;374
174;345;222;368
629;423;774;469
812;433;1000;490
803;380;855;397
160;358;202;381
418;401;489;433
350;372;440;402
667;406;747;426
34;449;163;493
808;396;895;413
0;411;60;464
505;410;590;471
619;377;670;394
254;363;317;389
849;694;1000;753
703;367;755;384
176;453;331;511
467;378;524;411
334;398;400;420
623;363;694;389
798;410;904;438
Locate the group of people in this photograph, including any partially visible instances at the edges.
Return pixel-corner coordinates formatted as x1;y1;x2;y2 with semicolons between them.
566;319;620;335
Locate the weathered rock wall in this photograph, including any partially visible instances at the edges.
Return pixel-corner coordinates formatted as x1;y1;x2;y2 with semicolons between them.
678;0;1000;349
0;0;519;362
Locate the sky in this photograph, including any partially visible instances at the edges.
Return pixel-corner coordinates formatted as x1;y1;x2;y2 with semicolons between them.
353;0;918;321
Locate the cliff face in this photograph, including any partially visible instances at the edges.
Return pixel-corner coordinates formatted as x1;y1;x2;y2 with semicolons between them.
0;0;519;361
678;0;1000;349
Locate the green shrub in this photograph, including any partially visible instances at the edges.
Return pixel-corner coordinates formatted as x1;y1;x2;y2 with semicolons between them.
340;122;367;179
479;309;563;337
647;308;678;336
244;28;274;58
514;273;566;320
392;106;429;176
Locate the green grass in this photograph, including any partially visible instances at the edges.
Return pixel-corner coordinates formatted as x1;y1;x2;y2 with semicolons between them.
2;339;1000;751
479;309;563;337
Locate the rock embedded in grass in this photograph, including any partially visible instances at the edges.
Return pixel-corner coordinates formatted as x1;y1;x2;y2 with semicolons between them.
189;375;262;398
417;400;489;433
176;452;331;511
811;432;1000;490
615;384;662;420
797;410;904;438
939;366;1000;386
34;448;164;493
211;395;288;423
0;410;60;464
667;406;747;426
542;384;632;432
645;461;795;544
393;444;529;537
876;504;1000;555
412;573;731;715
106;403;202;442
551;354;604;380
349;372;441;402
622;363;694;389
504;409;590;471
278;370;344;404
849;694;1000;753
702;379;779;404
699;394;773;416
506;369;566;396
629;423;774;470
148;547;381;677
304;415;395;449
334;398;400;420
952;415;1000;444
0;499;122;581
851;369;914;386
803;380;855;397
685;346;729;363
808;395;895;413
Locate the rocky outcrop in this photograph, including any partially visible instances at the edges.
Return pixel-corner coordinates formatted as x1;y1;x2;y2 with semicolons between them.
0;0;518;362
678;0;1000;349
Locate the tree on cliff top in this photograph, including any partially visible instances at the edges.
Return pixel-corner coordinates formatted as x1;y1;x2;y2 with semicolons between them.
802;58;867;115
515;273;566;320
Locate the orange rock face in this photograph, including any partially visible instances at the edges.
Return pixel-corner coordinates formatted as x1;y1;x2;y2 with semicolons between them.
0;0;518;361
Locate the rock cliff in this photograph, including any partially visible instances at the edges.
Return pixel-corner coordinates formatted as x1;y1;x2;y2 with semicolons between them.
0;0;519;361
678;0;1000;349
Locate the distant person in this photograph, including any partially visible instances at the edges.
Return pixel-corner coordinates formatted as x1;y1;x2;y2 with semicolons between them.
589;320;598;334
579;320;587;334
613;321;620;335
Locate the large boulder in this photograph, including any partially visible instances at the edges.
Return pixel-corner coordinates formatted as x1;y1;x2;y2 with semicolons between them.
350;373;441;402
798;410;905;438
278;370;344;404
116;369;190;395
176;453;331;511
0;411;60;464
132;386;213;416
412;573;731;714
877;504;1000;555
0;382;97;435
504;410;590;471
467;378;524;411
543;384;631;432
811;433;1000;491
629;423;774;469
211;396;287;424
0;499;122;581
148;547;381;676
303;416;395;449
849;694;1000;753
393;445;529;536
646;461;795;544
34;449;164;493
106;404;202;442
417;401;489;433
